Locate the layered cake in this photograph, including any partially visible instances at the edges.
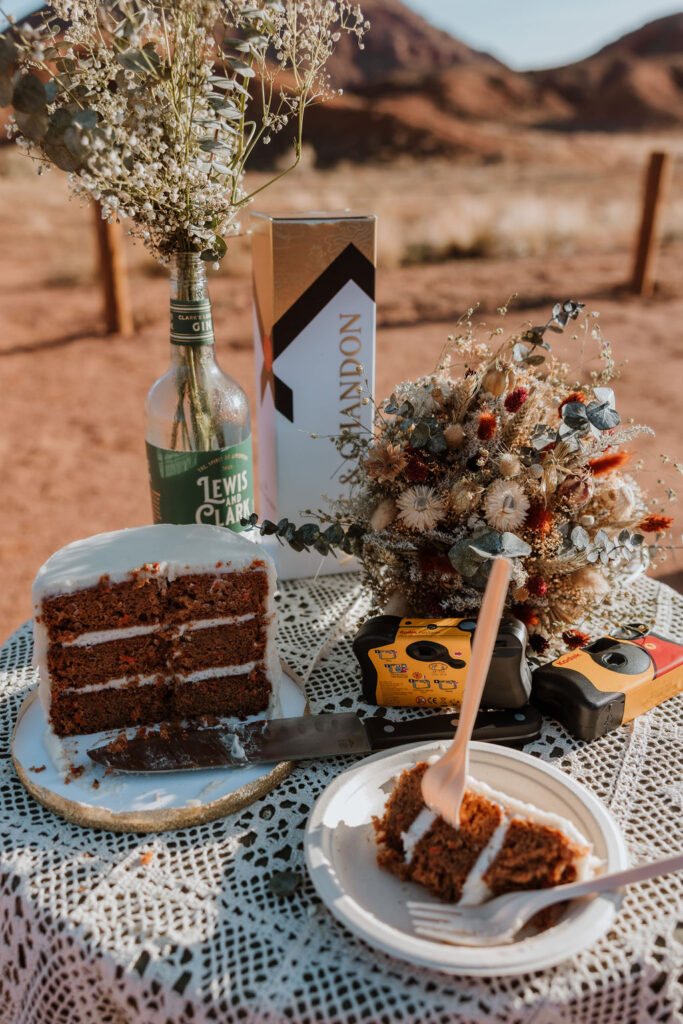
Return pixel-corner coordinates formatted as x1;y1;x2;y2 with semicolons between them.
32;525;278;737
373;760;598;904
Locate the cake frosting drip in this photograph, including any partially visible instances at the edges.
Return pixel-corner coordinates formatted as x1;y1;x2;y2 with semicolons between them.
31;524;267;599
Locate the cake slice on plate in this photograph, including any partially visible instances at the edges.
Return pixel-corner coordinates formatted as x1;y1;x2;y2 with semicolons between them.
373;759;598;904
32;524;278;737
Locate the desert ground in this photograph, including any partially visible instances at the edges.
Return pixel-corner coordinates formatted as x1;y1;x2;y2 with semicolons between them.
1;137;682;642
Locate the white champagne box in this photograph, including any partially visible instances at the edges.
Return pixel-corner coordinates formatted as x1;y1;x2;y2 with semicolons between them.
251;212;377;579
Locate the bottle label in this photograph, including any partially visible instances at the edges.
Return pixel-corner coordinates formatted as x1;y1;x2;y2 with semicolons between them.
170;299;214;346
146;436;255;531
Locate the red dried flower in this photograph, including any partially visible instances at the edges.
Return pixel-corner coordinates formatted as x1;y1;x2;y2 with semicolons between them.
529;634;550;655
562;629;591;650
525;503;554;535
406;455;428;482
504;387;529;413
418;548;458;576
527;575;548;597
558;391;586;417
512;604;540;628
589;451;630;477
477;411;497;441
638;514;674;533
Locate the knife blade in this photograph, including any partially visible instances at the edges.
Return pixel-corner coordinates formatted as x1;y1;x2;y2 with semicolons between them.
87;706;542;774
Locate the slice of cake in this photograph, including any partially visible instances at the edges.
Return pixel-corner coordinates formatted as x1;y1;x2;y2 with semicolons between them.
373;761;598;905
32;524;278;737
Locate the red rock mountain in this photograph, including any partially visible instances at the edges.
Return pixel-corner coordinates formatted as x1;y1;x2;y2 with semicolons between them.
325;0;502;87
299;8;683;164
529;12;683;129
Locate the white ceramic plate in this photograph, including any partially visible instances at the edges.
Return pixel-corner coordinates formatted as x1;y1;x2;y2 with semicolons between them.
305;740;629;976
12;666;306;832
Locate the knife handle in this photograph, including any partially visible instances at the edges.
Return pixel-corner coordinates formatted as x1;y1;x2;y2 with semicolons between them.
364;706;542;751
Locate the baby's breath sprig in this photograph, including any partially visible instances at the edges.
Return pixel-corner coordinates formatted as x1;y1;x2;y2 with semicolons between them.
0;0;366;262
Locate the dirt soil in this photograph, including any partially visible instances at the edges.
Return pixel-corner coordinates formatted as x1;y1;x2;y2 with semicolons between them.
1;170;682;642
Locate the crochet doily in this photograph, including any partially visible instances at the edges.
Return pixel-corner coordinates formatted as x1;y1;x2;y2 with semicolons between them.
1;573;682;1024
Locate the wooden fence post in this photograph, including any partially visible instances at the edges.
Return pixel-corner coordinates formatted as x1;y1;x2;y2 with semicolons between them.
92;201;134;335
630;151;672;298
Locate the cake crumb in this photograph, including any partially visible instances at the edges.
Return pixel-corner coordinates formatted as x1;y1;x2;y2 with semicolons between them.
29;764;46;773
140;851;154;866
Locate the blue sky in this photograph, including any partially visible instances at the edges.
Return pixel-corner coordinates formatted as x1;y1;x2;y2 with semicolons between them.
3;0;682;70
405;0;683;69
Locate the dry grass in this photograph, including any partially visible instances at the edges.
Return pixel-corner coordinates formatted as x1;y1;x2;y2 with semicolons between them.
3;132;682;275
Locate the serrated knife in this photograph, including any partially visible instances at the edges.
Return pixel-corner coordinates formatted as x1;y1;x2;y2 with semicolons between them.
86;706;542;773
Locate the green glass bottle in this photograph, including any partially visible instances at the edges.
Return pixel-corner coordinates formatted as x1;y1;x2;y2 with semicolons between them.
145;253;254;531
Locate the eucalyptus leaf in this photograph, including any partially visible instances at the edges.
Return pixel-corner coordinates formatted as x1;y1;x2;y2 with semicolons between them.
49;107;73;130
72;109;98;129
586;400;620;431
14;108;49;140
43;130;82;171
618;529;630;543
571;525;590;550
500;532;532;557
632;533;644;546
13;73;47;114
226;56;255;77
44;80;59;103
116;48;159;74
447;537;481;578
410;422;430;448
522;354;545;366
0;72;12;108
0;37;17;74
593;386;615;408
298;523;320;546
426;432;447;456
530;428;557;451
594;529;610;546
200;235;227;261
64;125;89;157
513;342;529;362
466;530;505;558
561;402;589;430
199;138;230;152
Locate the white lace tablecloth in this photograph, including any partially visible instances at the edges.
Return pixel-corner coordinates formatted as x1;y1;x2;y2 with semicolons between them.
1;573;682;1024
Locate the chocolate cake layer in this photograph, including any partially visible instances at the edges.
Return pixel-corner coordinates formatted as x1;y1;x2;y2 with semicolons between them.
175;669;272;719
165;569;268;622
483;819;579;895
373;762;503;902
47;633;168;692
408;794;502;902
173;620;265;673
373;762;590;907
41;576;163;643
50;678;173;737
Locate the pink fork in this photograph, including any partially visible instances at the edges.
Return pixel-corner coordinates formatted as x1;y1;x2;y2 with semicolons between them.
420;556;512;828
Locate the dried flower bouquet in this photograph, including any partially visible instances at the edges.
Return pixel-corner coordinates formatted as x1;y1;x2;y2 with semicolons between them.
0;0;366;449
246;301;677;650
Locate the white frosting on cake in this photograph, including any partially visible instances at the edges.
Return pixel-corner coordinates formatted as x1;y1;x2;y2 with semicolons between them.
31;524;279;728
60;673;165;695
177;662;258;682
175;613;256;634
398;769;600;905
62;624;159;647
31;524;268;600
401;807;437;861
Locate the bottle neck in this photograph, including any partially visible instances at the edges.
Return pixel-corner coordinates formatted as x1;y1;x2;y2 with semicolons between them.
169;253;216;361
